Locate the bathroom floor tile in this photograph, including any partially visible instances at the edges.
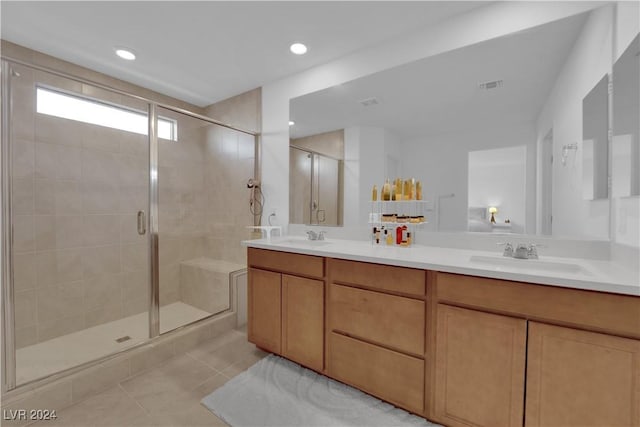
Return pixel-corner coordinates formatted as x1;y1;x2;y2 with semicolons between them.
24;328;271;427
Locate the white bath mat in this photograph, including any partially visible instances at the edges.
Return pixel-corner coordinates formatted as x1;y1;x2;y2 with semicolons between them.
201;354;440;427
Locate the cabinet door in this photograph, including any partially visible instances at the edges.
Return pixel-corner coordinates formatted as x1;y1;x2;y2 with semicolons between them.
526;322;640;427
435;304;526;427
248;268;281;354
282;274;324;371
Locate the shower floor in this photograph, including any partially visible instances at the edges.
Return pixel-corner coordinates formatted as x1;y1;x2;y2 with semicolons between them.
16;302;212;385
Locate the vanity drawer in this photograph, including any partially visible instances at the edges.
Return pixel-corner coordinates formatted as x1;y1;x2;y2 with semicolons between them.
329;258;425;296
248;248;324;279
328;332;424;414
329;283;425;356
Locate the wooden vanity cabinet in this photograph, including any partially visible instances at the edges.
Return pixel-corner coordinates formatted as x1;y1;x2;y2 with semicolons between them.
434;304;526;427
432;272;640;427
327;259;427;414
282;274;324;371
247;248;325;371
248;267;282;353
247;249;640;427
525;322;640;427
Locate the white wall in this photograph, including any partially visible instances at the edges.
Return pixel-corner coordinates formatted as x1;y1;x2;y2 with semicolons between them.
403;123;536;233
261;2;604;230
612;1;640;249
468;146;528;234
535;5;613;241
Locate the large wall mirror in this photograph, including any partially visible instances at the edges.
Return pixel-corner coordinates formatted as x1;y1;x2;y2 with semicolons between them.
289;5;633;241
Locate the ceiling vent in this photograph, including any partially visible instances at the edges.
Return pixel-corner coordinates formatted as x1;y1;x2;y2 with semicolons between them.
478;80;504;90
359;97;379;107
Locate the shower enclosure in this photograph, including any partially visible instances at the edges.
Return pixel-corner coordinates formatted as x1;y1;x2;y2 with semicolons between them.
1;59;258;390
289;146;342;226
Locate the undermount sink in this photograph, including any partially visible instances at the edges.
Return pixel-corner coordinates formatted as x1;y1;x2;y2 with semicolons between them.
469;255;591;276
278;238;331;247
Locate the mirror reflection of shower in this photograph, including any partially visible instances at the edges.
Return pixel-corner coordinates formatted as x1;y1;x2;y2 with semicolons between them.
289;145;343;226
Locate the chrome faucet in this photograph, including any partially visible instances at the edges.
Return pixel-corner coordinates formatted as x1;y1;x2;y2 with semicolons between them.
514;244;529;259
526;244;539;260
497;242;514;257
306;230;326;241
499;242;542;259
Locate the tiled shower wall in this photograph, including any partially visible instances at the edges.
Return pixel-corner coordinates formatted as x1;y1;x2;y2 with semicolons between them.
5;41;261;350
11;67;150;348
203;89;261;266
156;108;256;305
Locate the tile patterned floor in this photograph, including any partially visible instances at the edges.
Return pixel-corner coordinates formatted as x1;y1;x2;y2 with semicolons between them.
29;329;267;427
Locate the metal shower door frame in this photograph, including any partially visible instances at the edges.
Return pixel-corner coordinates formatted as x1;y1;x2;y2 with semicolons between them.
0;57;259;392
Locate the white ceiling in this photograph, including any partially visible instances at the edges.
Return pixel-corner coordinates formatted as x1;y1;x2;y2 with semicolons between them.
0;1;488;107
289;11;589;140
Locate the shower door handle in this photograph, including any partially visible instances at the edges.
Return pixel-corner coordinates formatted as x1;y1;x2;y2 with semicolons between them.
137;211;146;235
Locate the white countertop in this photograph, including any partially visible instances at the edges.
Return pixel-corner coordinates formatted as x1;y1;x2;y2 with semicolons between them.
243;237;640;296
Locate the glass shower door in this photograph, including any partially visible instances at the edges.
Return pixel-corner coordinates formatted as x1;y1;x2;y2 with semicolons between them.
155;107;253;333
6;62;150;385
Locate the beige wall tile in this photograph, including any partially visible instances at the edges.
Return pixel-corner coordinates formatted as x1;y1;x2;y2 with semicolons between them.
15;325;38;349
13;214;35;253
180;236;206;261
34;142;57;179
55;248;84;284
180;266;229;315
13;252;36;292
84;302;123;328
55;145;82;180
160;291;180;306
82;245;121;278
121;243;147;273
82;125;123;153
81;149;119;183
35;115;81;147
159;238;180;265
35;250;56;287
55;180;82;214
34;215;56;251
11;102;35;140
118;154;147;186
118;185;147;215
121;270;148;302
84;274;120;309
12;177;34;215
37;281;84;322
35;178;55;214
120;213;146;244
38;314;85;342
54;215;83;249
82;180;120;214
123;296;147;317
119;133;148;157
82;214;120;246
15;290;36;329
12;139;35;179
159;263;179;297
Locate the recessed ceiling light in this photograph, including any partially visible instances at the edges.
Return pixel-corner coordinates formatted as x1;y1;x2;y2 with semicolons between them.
115;48;136;61
289;43;307;55
289;120;295;126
